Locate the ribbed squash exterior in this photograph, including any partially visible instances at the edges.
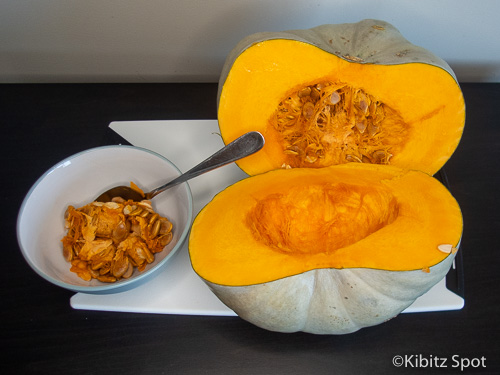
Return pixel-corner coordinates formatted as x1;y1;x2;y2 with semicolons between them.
207;258;455;334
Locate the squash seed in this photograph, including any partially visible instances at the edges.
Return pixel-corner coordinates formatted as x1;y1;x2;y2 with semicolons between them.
97;275;117;283
438;244;458;254
158;232;173;247
104;202;120;210
128;207;143;216
302;102;315;120
159;219;173;235
284;148;299;155
361;155;371;163
149;213;159;225
150;220;161;238
122;263;134;279
355;120;367;133
330;91;341;105
138;200;153;211
298;87;311;98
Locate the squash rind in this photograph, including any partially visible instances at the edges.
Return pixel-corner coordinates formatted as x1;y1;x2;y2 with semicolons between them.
205;254;455;334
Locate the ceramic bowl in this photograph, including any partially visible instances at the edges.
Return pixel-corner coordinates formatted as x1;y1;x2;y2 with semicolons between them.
17;145;193;294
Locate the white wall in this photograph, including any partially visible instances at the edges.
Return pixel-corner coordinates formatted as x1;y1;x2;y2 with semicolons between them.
1;0;499;83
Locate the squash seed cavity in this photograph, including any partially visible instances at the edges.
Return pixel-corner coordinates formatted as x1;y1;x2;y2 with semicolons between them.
273;81;409;168
247;183;399;255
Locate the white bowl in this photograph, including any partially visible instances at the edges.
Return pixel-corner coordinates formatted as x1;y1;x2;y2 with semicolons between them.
17;145;193;294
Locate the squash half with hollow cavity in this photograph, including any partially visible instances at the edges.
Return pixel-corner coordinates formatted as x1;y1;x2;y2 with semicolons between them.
189;164;462;334
217;19;465;176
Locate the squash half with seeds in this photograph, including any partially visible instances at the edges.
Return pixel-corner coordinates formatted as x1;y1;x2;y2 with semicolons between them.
217;19;465;176
189;19;465;334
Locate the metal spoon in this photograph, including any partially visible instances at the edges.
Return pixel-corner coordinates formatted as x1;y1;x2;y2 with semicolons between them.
95;131;265;202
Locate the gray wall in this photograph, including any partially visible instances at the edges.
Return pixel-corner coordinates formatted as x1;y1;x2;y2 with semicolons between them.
1;0;498;83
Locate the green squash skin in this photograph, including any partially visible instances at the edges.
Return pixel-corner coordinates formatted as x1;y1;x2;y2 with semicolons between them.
217;19;457;108
204;253;456;334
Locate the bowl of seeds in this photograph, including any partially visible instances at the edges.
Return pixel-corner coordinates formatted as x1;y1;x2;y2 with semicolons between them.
17;145;193;294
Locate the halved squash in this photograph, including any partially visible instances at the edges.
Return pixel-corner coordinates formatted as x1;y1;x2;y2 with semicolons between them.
189;164;462;334
189;19;465;334
217;19;465;176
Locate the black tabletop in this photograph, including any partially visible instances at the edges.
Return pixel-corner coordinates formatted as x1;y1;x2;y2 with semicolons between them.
2;83;499;374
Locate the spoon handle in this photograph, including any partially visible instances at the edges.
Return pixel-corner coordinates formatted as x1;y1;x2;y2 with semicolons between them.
146;131;265;199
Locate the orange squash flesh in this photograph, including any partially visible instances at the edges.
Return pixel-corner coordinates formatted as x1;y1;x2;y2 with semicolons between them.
218;39;465;176
189;164;462;287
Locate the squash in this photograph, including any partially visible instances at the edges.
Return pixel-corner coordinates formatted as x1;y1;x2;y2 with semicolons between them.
189;164;462;334
189;19;465;334
217;19;465;176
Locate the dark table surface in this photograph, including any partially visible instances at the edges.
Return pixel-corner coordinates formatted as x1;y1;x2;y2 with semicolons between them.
1;83;499;374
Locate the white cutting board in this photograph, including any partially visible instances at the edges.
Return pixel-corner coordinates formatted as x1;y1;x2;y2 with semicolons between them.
70;120;464;315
